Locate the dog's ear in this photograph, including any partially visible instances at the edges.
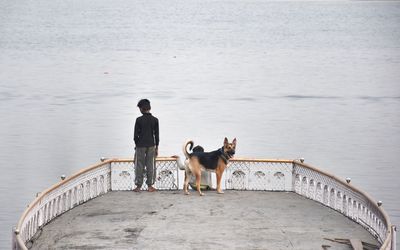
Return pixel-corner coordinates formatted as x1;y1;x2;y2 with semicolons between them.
224;137;228;145
232;138;237;146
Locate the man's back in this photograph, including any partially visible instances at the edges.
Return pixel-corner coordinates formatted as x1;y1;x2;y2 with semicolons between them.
134;113;159;148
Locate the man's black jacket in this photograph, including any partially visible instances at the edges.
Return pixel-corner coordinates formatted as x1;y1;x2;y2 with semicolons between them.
134;113;159;147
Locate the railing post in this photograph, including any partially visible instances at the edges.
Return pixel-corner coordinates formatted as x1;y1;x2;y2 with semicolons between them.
291;162;296;192
12;228;19;250
392;225;397;250
175;158;180;189
12;228;16;250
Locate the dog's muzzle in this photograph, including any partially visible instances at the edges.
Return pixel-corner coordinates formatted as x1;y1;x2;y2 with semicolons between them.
227;149;235;158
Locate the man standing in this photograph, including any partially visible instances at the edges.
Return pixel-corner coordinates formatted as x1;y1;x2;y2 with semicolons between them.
133;99;159;192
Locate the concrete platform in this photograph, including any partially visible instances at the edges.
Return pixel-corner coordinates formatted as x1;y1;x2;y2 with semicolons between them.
29;191;379;250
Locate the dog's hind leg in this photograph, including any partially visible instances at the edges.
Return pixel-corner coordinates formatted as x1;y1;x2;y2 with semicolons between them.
195;170;204;196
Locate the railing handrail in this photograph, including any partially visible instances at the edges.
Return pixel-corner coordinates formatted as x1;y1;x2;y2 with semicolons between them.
231;158;294;163
13;157;395;250
111;156;182;162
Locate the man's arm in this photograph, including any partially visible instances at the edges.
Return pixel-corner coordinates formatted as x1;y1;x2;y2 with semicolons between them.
154;118;159;156
134;119;140;146
154;118;159;146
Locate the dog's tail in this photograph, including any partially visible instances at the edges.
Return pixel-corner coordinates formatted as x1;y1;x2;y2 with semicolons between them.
183;140;194;159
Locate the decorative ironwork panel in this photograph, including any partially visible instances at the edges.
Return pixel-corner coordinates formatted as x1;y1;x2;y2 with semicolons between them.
111;160;179;191
225;161;293;191
111;162;135;190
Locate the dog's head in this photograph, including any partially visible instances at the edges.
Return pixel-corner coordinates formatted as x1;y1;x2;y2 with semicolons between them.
223;137;237;158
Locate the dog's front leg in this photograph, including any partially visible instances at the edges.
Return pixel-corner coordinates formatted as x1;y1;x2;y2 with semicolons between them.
216;169;224;194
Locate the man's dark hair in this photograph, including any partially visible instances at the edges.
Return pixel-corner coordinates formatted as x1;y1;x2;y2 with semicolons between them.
137;99;151;111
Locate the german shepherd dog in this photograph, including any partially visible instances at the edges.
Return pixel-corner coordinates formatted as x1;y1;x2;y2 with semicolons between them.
182;138;237;196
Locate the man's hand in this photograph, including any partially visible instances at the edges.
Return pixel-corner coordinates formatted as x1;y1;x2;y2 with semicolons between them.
155;146;159;157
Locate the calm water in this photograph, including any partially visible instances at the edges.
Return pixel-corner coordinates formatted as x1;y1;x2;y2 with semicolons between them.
1;0;399;248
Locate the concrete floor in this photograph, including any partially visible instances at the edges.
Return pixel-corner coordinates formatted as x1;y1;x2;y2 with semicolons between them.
29;191;379;250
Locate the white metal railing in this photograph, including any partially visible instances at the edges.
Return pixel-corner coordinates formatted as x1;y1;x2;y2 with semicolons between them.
292;160;394;250
12;158;395;250
13;160;112;250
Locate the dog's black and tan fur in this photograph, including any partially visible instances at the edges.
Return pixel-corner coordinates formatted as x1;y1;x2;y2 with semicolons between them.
182;138;236;196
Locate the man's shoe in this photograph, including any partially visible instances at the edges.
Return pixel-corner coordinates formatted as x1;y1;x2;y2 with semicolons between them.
148;186;157;192
133;186;141;192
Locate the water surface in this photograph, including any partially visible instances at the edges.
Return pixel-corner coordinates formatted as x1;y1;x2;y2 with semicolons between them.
1;0;399;247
